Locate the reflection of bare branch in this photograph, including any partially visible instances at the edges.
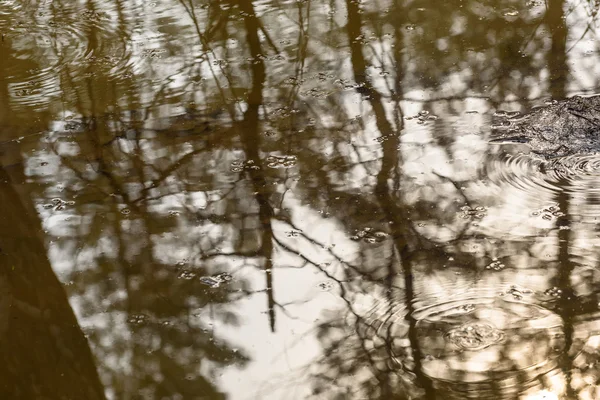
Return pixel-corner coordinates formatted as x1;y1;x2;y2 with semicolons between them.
237;0;277;332
179;0;240;119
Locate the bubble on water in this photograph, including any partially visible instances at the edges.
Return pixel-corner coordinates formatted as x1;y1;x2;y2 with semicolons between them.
141;48;167;59
266;154;297;168
121;208;131;215
532;203;563;220
445;322;506;350
318;280;334;291
459;205;487;220
178;270;196;280
350;227;388;243
43;197;74;212
499;285;533;300
82;9;110;20
231;159;261;172
486;260;506;271
458;303;476;313
544;287;562;298
128;314;148;324
200;272;233;288
374;134;395;143
405;110;439;124
286;230;301;237
503;9;519;17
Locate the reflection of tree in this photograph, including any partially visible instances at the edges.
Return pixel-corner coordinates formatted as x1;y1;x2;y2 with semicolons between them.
0;166;105;399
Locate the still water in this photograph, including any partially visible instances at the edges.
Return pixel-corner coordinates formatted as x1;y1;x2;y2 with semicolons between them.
1;0;600;399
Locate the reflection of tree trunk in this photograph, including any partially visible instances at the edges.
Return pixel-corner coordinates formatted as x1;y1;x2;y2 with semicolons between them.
0;167;105;399
546;2;574;395
546;0;567;99
237;0;276;332
346;1;434;397
555;186;576;398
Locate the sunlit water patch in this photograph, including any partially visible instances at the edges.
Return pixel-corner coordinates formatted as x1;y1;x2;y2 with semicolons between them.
342;284;566;398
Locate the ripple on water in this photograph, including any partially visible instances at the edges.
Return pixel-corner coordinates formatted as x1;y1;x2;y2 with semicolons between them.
2;2;174;110
413;295;564;399
346;292;410;370
346;286;564;398
485;153;562;196
488;149;600;194
541;154;600;197
486;151;600;229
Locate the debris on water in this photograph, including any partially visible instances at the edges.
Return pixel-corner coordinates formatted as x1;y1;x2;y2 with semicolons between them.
200;272;233;288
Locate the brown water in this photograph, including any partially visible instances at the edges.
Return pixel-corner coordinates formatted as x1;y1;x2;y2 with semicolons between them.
1;1;600;399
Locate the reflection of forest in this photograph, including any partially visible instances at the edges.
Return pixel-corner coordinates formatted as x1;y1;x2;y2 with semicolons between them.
2;0;600;398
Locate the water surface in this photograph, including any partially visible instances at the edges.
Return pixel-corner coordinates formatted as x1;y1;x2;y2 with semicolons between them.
1;0;600;399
